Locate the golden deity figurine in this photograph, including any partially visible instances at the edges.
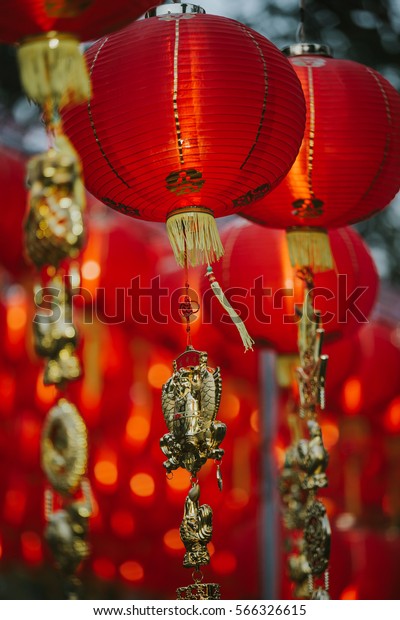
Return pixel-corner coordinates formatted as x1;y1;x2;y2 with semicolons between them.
161;348;226;482
33;275;81;385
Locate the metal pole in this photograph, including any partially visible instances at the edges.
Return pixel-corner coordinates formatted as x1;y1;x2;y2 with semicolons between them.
260;350;280;600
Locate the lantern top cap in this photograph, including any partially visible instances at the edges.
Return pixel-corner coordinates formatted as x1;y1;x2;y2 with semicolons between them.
145;3;206;18
282;43;333;58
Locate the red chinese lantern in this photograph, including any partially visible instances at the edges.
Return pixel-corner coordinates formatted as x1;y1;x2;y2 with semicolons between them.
203;219;378;354
61;3;306;269
242;44;400;272
0;0;161;110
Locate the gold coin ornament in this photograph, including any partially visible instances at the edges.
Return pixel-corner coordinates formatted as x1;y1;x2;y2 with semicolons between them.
41;398;88;495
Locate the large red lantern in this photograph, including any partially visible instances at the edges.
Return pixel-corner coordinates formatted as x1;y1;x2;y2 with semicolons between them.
242;44;400;272
62;3;306;268
204;219;378;354
0;0;160;110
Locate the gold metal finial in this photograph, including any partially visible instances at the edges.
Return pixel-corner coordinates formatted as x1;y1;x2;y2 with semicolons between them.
145;3;206;18
282;43;333;58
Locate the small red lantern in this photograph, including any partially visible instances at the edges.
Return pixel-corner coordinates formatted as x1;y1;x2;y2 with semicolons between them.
0;0;160;109
204;219;378;354
62;3;306;268
243;44;400;272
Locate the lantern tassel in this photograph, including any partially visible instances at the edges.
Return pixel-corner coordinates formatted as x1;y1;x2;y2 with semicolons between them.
166;208;224;267
286;227;333;273
206;266;255;352
17;32;90;109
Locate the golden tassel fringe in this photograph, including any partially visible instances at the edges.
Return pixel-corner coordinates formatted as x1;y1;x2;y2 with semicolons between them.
18;32;90;108
286;228;333;273
166;209;224;267
206;266;255;352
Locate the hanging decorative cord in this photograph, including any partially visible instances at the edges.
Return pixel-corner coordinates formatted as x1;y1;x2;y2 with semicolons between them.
205;265;255;352
160;283;226;599
279;267;331;599
24;120;91;598
296;0;306;43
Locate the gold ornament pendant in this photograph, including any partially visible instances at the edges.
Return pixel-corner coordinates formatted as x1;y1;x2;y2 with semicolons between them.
33;275;81;385
25;141;85;269
161;348;226;483
161;347;224;599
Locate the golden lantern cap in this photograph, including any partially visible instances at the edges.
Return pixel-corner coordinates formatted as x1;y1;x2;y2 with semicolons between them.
145;3;206;18
282;43;333;58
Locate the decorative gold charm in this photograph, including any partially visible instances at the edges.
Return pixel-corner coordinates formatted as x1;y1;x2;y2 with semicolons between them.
279;464;308;530
180;483;213;569
25;145;85;269
288;544;312;600
33;275;81;385
311;588;330;600
161;348;226;479
304;500;331;576
296;420;329;490
44;480;92;578
41;399;88;495
176;581;221;600
296;271;328;417
279;268;331;599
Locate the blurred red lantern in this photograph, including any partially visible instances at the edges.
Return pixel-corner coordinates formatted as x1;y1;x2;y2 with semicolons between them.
0;0;161;111
0;0;159;43
336;322;400;419
243;45;400;272
62;4;306;267
0;145;30;277
203;219;378;354
78;207;169;333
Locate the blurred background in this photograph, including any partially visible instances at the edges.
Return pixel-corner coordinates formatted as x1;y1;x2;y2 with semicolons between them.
0;0;399;601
